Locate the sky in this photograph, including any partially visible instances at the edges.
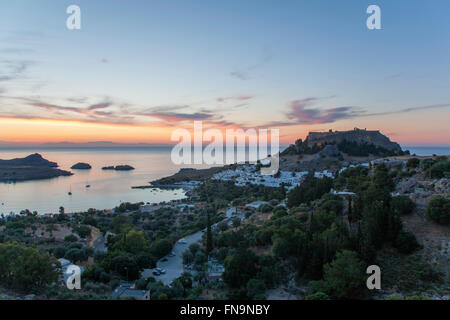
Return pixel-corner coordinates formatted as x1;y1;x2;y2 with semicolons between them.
0;0;449;146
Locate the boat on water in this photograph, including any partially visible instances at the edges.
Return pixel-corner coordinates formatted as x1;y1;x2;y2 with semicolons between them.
86;184;91;188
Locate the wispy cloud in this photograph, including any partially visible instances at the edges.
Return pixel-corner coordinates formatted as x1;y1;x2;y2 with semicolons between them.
87;102;112;110
262;98;450;128
261;97;360;127
0;59;35;82
216;95;253;102
230;49;272;80
364;103;450;117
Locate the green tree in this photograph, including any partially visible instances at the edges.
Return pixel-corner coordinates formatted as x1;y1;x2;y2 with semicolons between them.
246;278;266;298
64;234;79;242
108;253;140;280
110;229;150;255
391;196;415;215
305;292;330;300
287;174;333;207
429;160;450;178
426;196;450;225
206;211;213;254
150;238;173;259
182;250;194;265
406;158;420;169
395;231;421;254
223;249;259;288
308;250;367;299
0;242;60;292
373;163;395;191
73;225;91;238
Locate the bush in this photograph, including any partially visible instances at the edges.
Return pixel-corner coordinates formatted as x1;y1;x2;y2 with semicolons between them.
426;196;450;225
259;204;273;213
246;278;266;298
0;242;59;292
406;158;420;169
287;174;333;207
308;250;367;299
391;196;415;215
53;246;67;258
395;231;421;254
64;248;86;262
305;292;330;300
429;160;450;178
64;234;79;242
150;238;172;259
73;225;91;238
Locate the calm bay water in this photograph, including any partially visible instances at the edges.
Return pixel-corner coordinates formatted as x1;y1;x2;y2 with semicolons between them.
0;147;211;215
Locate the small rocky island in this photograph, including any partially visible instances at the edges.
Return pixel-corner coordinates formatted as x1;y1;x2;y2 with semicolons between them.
0;153;73;182
102;165;134;171
71;162;92;169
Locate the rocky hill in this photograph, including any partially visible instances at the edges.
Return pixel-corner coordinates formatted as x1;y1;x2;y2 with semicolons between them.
280;128;406;172
0;153;58;167
0;154;72;182
306;128;401;151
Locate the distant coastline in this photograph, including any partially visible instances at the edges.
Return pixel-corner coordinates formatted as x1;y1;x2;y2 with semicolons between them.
0;144;449;156
403;146;450;156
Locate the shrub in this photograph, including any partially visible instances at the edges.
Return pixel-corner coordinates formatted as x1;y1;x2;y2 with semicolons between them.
258;204;273;213
426;196;450;225
429;160;450;178
246;278;266;298
391;196;415;215
64;234;79;242
308;250;367;299
150;238;172;259
395;231;421;254
305;292;330;300
73;225;91;238
53;246;67;258
406;158;420;169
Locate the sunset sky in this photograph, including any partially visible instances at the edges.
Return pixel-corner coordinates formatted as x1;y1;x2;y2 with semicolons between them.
1;0;450;146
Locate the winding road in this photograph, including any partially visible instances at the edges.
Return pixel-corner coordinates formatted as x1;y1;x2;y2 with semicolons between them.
141;206;241;285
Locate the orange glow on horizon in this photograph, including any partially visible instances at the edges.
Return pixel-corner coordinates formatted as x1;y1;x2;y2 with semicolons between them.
1;116;449;146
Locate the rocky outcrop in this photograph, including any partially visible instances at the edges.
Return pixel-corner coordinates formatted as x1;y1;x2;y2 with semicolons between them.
318;144;340;158
0;154;72;182
102;165;134;171
305;128;402;151
71;162;92;169
114;165;134;171
396;178;418;193
0;153;57;167
434;178;449;197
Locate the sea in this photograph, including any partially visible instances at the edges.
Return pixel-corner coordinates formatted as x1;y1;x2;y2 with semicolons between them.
0;147;212;215
0;145;448;215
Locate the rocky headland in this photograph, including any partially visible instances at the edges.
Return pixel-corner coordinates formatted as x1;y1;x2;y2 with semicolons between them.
0;153;72;182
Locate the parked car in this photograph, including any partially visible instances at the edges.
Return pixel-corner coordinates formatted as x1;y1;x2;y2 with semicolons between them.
168;252;175;257
178;239;187;244
160;269;166;274
152;270;161;276
162;258;168;262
